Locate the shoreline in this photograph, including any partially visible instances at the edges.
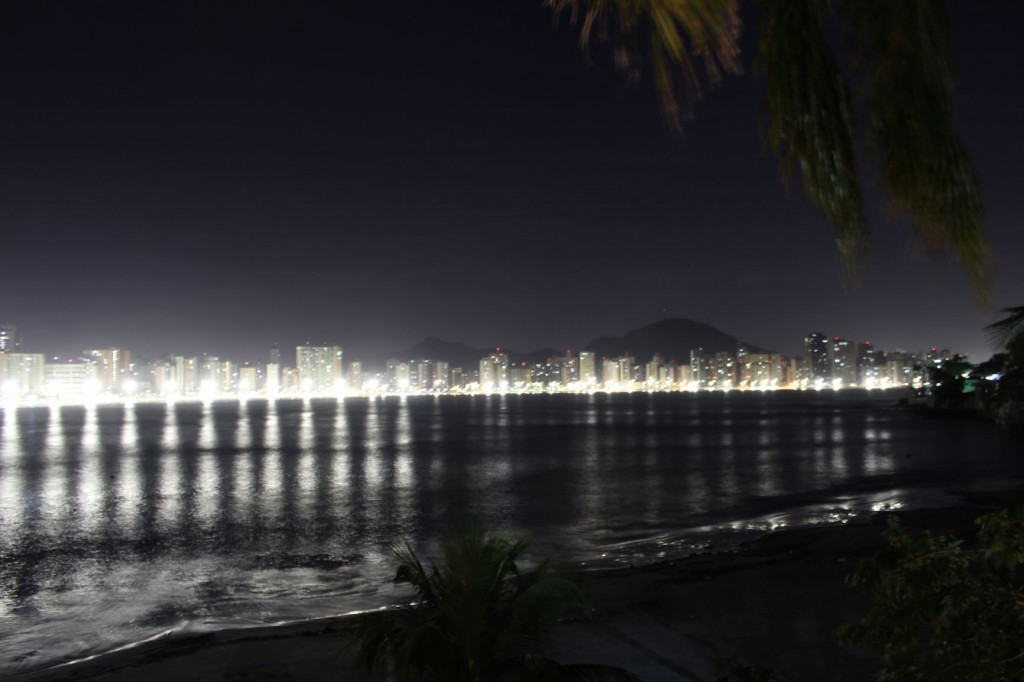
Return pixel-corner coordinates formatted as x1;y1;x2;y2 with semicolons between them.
14;488;1021;682
0;386;908;409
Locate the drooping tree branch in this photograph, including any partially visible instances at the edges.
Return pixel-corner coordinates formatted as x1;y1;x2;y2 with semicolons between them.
547;0;991;297
758;0;866;271
546;0;742;128
840;0;990;298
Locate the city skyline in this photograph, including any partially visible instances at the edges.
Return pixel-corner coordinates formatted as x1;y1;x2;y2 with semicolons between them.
0;316;980;369
1;2;1021;366
0;315;967;401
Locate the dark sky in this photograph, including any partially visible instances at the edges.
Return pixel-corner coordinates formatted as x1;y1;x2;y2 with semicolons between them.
2;1;1021;364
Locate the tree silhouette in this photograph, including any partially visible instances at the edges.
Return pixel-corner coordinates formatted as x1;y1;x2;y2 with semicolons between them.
839;507;1024;681
349;525;640;681
982;306;1024;423
547;0;988;294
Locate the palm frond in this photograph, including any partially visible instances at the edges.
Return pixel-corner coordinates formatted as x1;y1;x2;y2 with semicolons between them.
546;0;742;129
839;0;990;298
757;0;866;270
986;306;1024;351
348;525;637;681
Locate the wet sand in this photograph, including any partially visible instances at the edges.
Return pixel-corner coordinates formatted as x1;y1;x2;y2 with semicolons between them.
14;494;1015;682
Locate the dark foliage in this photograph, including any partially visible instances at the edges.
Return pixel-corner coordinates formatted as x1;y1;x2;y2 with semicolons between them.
548;1;988;293
348;525;640;681
839;507;1024;681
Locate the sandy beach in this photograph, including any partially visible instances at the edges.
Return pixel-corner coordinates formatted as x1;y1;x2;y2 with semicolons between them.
14;492;1018;682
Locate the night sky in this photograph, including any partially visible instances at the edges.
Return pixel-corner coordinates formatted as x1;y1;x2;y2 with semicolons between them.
2;1;1021;364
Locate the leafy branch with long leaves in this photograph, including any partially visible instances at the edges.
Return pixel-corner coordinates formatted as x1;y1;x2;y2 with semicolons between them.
546;0;989;293
348;525;639;681
982;306;1024;424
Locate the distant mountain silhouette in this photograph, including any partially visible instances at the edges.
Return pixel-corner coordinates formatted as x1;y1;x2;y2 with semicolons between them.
368;319;769;372
584;318;770;363
383;336;560;370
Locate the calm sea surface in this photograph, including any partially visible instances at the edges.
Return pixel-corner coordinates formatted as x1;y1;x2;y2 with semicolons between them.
1;390;1022;675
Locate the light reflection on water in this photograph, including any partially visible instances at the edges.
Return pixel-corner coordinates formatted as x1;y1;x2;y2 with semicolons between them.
0;390;1023;676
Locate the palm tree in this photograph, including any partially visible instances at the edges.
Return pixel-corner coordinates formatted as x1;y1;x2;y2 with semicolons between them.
982;306;1024;424
987;306;1024;358
348;525;640;681
545;0;988;296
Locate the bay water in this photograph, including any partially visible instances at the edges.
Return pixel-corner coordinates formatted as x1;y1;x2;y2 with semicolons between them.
1;390;1022;675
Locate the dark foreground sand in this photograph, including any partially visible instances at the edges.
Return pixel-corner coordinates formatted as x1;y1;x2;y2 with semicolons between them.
14;493;1018;682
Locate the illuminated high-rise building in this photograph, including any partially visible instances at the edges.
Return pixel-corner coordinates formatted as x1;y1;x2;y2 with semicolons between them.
200;355;220;395
562;351;579;385
611;355;634;387
44;360;95;399
858;342;882;385
0;325;22;353
663;362;691;387
534;353;575;387
416;360;433;390
739;351;768;387
296;344;343;393
166;355;186;395
85;347;128;394
645;354;663;386
265;362;280;395
804;333;831;385
736;351;781;387
281;367;299;394
531;360;556;387
601;357;621;386
394;362;411;390
690;349;712;388
511;364;531;387
432;361;449;390
578;351;596;385
769;353;783;385
183;357;199;394
1;353;45;398
479;357;495;390
713;351;735;388
787;355;805;385
220;359;234;394
596;355;633;388
265;347;280;395
238;365;258;394
348;361;363;392
885;351;916;386
478;350;508;391
152;360;172;396
832;338;857;387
